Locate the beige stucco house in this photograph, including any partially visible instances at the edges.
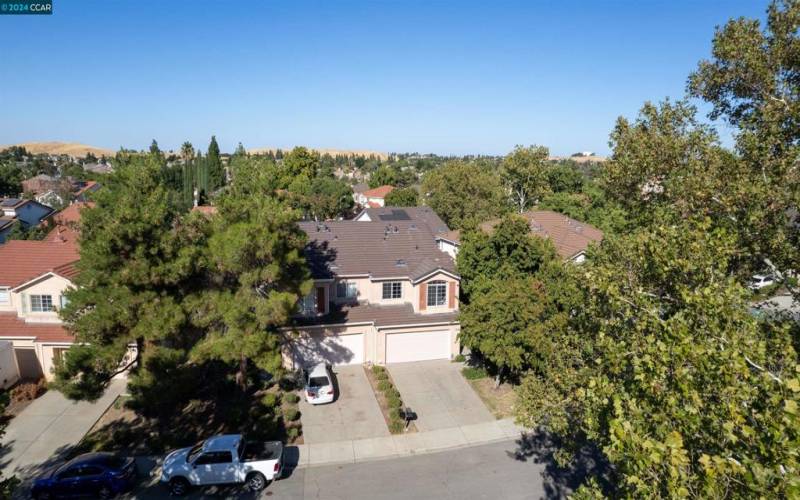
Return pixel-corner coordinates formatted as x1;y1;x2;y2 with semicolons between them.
0;238;78;381
284;210;461;369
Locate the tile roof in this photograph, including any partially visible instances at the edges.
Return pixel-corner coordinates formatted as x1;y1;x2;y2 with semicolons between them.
53;202;94;226
356;206;450;235
294;302;458;328
352;183;369;194
192;205;218;215
0;313;73;343
443;210;604;260
299;220;457;281
0;239;79;288
362;185;394;199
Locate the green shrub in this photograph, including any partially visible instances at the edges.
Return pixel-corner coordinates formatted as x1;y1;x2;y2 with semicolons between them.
377;380;392;392
386;387;401;400
388;417;405;434
453;354;466;363
283;392;300;404
287;427;300;440
386;393;402;409
261;393;279;408
375;370;389;381
461;366;488;380
371;365;386;375
284;408;300;422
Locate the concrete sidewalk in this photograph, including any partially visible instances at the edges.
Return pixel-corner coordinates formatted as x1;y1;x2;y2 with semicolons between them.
1;378;126;475
292;417;525;468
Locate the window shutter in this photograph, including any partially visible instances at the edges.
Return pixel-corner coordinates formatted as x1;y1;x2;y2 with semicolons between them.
448;282;456;308
316;286;326;314
419;283;427;311
21;293;27;313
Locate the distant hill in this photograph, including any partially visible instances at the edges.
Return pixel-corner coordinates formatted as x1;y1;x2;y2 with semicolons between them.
1;141;114;158
549;155;607;164
249;146;388;161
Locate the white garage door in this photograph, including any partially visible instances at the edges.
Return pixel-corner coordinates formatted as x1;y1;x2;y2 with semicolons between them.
386;330;451;363
294;333;365;367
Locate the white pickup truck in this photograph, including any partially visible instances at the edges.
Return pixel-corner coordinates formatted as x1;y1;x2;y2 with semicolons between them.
160;434;283;496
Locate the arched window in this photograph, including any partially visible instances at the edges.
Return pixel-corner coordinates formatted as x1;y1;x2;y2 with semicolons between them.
427;280;447;307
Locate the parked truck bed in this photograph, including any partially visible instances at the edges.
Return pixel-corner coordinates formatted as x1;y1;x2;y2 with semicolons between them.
241;441;283;462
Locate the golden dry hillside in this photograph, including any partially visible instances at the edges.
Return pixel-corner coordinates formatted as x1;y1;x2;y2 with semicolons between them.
1;141;114;158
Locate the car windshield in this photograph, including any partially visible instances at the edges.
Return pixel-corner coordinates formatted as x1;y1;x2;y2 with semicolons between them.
187;441;204;462
308;376;329;387
101;455;127;469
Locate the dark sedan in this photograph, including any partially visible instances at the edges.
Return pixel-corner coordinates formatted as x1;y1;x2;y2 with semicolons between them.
31;452;136;499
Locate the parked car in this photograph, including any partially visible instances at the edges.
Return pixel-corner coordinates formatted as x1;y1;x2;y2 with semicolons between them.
31;452;136;499
160;434;283;496
750;274;776;290
303;362;335;405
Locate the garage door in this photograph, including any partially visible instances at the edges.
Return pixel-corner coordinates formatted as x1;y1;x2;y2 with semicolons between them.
14;348;43;380
293;333;365;367
386;330;451;363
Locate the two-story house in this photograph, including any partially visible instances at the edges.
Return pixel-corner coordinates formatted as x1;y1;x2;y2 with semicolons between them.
285;216;461;369
0;238;78;380
354;185;394;208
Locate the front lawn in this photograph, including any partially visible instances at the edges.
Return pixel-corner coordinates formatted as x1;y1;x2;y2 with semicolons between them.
460;366;517;419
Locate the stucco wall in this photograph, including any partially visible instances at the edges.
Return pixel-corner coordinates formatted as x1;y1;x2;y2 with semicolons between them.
12;274;72;323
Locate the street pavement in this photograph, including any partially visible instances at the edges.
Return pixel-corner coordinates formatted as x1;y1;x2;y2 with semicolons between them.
128;438;576;499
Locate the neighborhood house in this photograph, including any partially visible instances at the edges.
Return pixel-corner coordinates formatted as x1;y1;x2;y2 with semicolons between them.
436;210;604;263
354;185;394;208
286;208;461;368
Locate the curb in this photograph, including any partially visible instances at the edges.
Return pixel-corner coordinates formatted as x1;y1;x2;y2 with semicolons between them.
292;418;527;469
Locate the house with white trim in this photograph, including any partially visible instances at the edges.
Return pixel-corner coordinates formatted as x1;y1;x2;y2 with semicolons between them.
285;210;461;368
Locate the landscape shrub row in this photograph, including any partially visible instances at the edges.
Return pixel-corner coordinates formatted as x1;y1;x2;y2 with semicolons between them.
371;365;405;433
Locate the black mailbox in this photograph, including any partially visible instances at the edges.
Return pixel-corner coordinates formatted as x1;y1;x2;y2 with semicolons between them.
400;407;417;428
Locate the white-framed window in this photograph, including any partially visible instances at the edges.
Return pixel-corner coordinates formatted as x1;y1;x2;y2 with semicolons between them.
336;281;358;299
30;294;54;313
299;290;316;316
0;288;9;305
426;281;447;307
382;281;402;300
59;295;69;309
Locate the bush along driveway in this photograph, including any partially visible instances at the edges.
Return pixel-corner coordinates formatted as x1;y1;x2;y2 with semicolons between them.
364;365;416;434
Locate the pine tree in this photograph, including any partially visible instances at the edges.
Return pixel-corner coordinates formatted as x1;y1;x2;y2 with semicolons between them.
207;135;224;191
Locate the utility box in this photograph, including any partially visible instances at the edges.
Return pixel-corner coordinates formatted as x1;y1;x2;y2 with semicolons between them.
0;341;20;390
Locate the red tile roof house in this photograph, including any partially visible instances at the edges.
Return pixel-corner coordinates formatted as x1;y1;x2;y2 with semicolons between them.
354;185;394;208
436;210;604;264
283;211;461;369
0;237;79;381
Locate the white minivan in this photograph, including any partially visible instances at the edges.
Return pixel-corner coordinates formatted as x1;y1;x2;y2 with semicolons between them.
303;363;335;405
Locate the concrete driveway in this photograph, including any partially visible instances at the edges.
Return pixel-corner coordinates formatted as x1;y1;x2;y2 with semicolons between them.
299;365;389;444
1;378;126;475
387;360;494;431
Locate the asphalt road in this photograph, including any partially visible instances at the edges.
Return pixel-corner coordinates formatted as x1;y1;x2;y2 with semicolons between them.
130;437;582;499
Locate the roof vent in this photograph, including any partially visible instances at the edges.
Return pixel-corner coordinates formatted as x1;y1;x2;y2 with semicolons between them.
395;259;407;267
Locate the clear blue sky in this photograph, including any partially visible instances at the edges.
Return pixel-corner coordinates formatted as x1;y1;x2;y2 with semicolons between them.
0;0;765;156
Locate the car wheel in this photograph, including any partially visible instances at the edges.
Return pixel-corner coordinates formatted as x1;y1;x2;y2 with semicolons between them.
98;485;114;499
169;477;190;497
246;472;269;492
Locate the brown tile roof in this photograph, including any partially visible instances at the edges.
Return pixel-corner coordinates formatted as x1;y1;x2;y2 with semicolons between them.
356;206;450;235
0;239;79;288
73;181;98;197
443;210;604;260
0;313;73;343
53;202;94;226
294;302;458;328
362;185;394;199
299;220;457;281
191;205;218;215
367;201;381;208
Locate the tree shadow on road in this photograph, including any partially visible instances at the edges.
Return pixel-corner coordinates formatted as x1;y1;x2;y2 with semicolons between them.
507;430;612;499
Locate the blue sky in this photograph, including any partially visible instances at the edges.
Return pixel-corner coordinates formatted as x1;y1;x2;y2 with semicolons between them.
0;0;765;156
